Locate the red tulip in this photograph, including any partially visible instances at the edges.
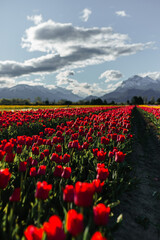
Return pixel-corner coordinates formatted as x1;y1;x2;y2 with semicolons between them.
93;203;110;225
91;231;107;240
0;168;11;189
16;144;22;154
35;181;52;200
63;185;74;202
32;146;39;155
24;225;43;240
51;153;62;164
9;188;21;202
43;149;50;156
101;137;110;145
97;151;107;162
19;161;27;172
55;144;62;153
37;165;46;176
40;152;45;161
43;215;66;240
97;167;109;181
66;209;83;237
53;165;63;177
61;167;71;179
62;154;70;164
4;142;14;153
115;151;125;163
5;152;15;163
29;167;37;177
74;181;95;207
92;179;104;193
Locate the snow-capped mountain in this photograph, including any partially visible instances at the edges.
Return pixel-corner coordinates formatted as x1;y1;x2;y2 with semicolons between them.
101;75;160;102
0;84;82;102
117;75;160;91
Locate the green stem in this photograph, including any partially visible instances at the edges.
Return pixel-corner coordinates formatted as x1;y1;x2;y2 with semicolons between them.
38;200;42;227
9;202;15;237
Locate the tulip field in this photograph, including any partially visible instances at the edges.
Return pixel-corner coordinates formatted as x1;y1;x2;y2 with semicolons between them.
0;105;138;239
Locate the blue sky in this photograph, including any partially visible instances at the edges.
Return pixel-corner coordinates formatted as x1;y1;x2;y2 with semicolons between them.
0;0;160;97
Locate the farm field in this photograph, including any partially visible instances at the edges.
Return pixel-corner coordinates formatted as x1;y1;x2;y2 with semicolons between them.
0;105;160;240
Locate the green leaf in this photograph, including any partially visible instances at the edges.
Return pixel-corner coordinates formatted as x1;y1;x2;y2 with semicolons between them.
117;213;123;223
83;226;90;240
108;200;120;208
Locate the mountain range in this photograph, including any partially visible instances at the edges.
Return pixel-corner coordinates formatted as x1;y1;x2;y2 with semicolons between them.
0;75;160;103
0;84;82;102
101;75;160;103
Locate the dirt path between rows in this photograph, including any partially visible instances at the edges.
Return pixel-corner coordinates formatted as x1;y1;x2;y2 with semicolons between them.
113;107;160;240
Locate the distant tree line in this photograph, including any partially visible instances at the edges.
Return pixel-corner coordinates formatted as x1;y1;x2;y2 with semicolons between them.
0;96;160;105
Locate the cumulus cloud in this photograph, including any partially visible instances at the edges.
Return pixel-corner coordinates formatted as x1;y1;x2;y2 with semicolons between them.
27;15;43;25
99;70;123;83
80;8;92;22
139;71;160;80
56;70;105;97
0;19;153;79
115;11;129;17
56;70;75;85
106;81;122;93
0;77;15;87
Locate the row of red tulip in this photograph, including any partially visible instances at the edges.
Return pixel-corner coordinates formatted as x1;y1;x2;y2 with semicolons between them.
0;106;134;239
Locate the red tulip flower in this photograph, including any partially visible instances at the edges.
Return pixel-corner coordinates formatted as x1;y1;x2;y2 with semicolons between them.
24;225;43;240
93;203;111;225
43;149;50;157
115;151;125;163
62;153;70;164
32;146;39;155
63;185;74;202
97;167;109;181
53;165;63;177
61;167;71;179
91;231;107;240
0;168;11;189
40;152;45;161
35;181;52;200
30;167;37;177
9;188;21;202
74;181;95;207
5;152;15;163
4;142;14;153
92;179;104;193
19;161;27;172
43;215;66;240
55;144;62;153
37;165;46;176
51;153;62;164
16;144;22;154
97;151;107;162
101;137;110;145
66;209;83;237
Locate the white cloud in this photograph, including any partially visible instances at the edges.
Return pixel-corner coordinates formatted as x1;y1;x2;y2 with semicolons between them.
27;15;43;25
139;71;160;80
106;81;122;93
80;8;92;22
56;70;75;85
115;11;129;17
56;70;105;97
17;80;44;86
0;18;153;79
0;77;15;88
99;70;123;83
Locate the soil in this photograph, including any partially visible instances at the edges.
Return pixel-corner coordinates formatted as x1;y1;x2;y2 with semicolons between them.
113;107;160;240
